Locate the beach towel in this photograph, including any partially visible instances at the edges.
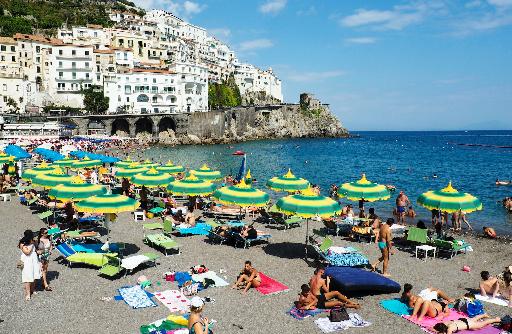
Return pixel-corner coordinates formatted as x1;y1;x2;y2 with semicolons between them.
176;222;211;236
475;294;510;307
174;271;192;287
140;317;188;334
380;298;412;316
256;272;289;295
192;271;229;287
324;252;369;267
118;285;157;309
154;290;191;313
314;314;371;333
287;306;327;320
328;246;358;254
403;309;501;334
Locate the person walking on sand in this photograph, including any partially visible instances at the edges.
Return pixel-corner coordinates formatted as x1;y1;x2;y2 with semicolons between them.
309;266;360;309
396;191;410;225
19;230;41;301
372;218;395;277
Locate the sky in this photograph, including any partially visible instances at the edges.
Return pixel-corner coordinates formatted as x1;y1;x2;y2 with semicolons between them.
134;0;512;131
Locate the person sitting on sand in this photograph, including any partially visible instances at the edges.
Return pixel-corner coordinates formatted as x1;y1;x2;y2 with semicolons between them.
188;296;211;334
297;284;318;310
184;205;196;227
401;284;454;321
309;266;360;309
480;271;499;298
232;260;261;294
497;270;512;307
483;226;497;239
433;314;501;333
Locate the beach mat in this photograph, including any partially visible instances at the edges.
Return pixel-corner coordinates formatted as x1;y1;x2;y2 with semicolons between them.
118;285;157;309
380;298;412;316
192;271;229;287
475;294;509;307
404;310;501;334
256;272;289;295
154;290;191;313
325;267;401;295
314;314;371;333
176;222;211;236
287;306;327;320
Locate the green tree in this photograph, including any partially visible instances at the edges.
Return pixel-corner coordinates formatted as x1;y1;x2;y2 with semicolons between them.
82;85;109;115
6;97;19;113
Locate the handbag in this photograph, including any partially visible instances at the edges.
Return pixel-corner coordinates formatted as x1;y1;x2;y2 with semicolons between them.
16;260;24;270
329;307;349;322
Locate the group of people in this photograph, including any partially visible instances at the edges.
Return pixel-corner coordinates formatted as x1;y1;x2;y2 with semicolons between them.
18;228;53;301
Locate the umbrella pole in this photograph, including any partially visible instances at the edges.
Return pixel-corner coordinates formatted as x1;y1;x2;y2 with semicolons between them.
305;218;309;260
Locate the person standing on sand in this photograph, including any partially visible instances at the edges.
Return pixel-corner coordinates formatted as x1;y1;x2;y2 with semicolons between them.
372;218;394;277
19;230;41;301
396;191;410;225
309;266;360;309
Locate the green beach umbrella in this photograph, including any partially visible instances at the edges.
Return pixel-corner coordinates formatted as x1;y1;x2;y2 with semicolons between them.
53;156;78;167
417;182;483;213
267;169;310;192
139;159;159;168
276;187;341;258
21;162;56;181
212;179;270;207
32;168;74;189
0;152;16;163
48;176;107;201
131;167;174;188
71;156;102;169
75;194;140;214
116;156;138;168
190;164;222;181
156;161;185;174
167;174;216;196
115;164;149;179
338;174;391;202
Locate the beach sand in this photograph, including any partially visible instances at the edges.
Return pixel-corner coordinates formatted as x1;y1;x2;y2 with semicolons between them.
1;199;511;334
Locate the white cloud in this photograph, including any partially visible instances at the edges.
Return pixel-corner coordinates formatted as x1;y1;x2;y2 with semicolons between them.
182;1;205;15
134;0;206;18
259;0;287;14
345;37;377;44
453;13;512;34
488;0;512;7
238;38;274;51
209;28;231;40
287;70;345;82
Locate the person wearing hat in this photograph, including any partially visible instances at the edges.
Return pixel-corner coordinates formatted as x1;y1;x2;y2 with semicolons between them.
188;296;210;334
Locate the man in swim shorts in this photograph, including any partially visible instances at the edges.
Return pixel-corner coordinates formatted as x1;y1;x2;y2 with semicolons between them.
396;191;410;225
372;218;394;277
309;267;360;309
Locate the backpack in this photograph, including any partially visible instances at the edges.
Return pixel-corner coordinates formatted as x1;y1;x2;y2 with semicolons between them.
465;300;484;317
329;307;349;322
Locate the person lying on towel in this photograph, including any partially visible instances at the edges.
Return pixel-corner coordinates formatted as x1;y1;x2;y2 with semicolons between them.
433;314;501;333
401;283;455;321
309;266;360;309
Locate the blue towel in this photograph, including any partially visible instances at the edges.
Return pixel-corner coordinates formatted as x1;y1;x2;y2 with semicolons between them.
70;242;119;253
325;252;369;267
380;298;412;316
174;272;192;287
176;222;211;236
118;285;157;309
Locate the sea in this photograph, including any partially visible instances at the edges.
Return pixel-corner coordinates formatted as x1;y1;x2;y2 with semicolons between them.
141;130;512;234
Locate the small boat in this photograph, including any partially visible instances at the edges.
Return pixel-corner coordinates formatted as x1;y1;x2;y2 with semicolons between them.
496;180;512;186
232;150;245;156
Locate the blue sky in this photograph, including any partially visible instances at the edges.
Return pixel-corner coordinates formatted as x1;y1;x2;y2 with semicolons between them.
135;0;512;131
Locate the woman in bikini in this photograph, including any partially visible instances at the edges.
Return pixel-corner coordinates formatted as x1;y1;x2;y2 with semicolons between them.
413;299;450;321
231;260;261;294
188;296;210;334
37;228;53;291
433;314;501;333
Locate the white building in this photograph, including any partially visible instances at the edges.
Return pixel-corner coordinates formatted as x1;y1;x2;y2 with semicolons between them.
234;63;282;102
57;25;110;48
104;62;207;114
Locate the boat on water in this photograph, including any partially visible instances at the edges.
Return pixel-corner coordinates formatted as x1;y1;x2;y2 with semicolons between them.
496;180;512;186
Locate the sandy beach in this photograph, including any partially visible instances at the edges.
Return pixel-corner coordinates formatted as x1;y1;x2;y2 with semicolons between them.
2;197;511;334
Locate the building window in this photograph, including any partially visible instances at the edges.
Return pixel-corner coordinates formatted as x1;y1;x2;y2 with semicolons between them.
151;86;157;93
153;78;156;83
85;62;89;68
11;56;15;62
72;50;76;56
58;61;62;68
0;45;5;51
137;94;149;102
16;85;19;91
85;50;89;55
86;73;90;79
126;97;130;102
72;72;76;79
72;62;76;68
124;53;128;60
10;46;15;52
0;56;4;61
152;96;157;103
3;84;7;91
59;72;63;79
96;74;100;80
124;85;131;94
59;50;63;55
36;46;40;53
36;66;40;73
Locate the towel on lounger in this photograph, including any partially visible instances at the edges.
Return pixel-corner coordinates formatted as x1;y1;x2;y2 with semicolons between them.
256;272;289;295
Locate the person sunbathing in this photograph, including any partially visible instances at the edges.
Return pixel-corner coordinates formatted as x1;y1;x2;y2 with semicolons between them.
433;314;501;333
401;284;454;321
231;260;261;294
309;266;360;309
297;284;318;310
480;271;499;298
240;225;257;239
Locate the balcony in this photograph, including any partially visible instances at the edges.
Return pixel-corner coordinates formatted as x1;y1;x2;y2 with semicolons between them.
56;77;93;82
55;54;92;60
57;66;92;71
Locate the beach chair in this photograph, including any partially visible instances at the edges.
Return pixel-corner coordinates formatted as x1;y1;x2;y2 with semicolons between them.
312;237;334;263
431;239;471;258
235;232;272;249
283;216;303;230
38;210;53;224
149;206;165;217
351;226;375;243
207;228;230;245
142;221;163;237
406;227;429;244
144;234;180;256
162;218;174;236
55;243;118;268
98;256;123;278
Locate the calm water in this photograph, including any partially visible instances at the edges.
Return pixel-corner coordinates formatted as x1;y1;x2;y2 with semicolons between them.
141;131;512;234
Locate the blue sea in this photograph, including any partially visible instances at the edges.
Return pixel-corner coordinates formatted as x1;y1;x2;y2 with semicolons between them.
142;131;512;234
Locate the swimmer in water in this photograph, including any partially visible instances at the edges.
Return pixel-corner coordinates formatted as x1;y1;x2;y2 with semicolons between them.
433;174;438;178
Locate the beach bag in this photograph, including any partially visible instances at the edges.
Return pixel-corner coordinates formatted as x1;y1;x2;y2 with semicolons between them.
466;300;484;317
329;307;349;322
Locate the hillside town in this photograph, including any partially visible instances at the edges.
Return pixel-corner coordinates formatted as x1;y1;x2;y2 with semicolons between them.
0;9;283;115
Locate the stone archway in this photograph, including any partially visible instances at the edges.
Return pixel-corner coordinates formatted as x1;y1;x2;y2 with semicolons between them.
134;117;154;138
111;118;130;137
158;117;177;143
87;120;106;135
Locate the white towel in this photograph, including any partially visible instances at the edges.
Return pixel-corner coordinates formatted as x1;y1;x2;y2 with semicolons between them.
314;314;371;333
121;255;150;270
192;271;229;287
329;247;357;254
475;294;509;307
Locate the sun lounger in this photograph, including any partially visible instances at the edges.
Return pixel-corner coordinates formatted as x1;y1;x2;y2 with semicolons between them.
235;232;272;248
38;210;53;224
98;256;123;277
204;209;245;220
121;252;159;275
313;236;334;262
283;216;303;229
55;243;117;268
431;239;471;258
142;221;164;237
406;227;429;244
351;226;375;243
144;234;180;256
313;237;369;267
207;229;229;245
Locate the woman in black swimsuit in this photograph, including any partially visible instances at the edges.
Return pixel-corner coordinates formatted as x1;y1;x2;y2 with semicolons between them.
433;314;501;333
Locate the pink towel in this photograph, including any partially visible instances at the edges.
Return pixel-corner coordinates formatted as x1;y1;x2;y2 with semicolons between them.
403;310;501;334
256;272;289;295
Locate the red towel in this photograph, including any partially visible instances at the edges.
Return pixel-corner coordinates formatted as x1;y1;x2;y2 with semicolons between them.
256;272;289;295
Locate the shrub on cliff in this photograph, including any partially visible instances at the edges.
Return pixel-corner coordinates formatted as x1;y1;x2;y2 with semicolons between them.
208;74;242;109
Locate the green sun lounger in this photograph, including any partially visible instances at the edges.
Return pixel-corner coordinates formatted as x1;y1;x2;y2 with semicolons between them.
38;210;53;223
149;207;165;215
283;216;303;229
312;237;333;262
142;222;164;237
98;256;123;277
144;234;180;256
431;239;471;258
406;227;429;244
